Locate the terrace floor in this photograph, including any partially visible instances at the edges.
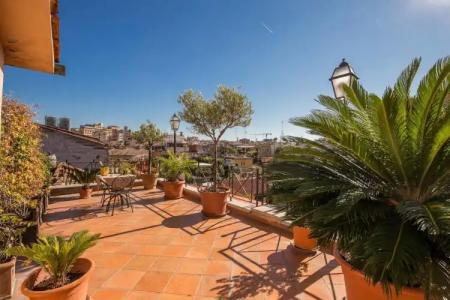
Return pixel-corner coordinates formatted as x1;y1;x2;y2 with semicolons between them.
16;188;346;300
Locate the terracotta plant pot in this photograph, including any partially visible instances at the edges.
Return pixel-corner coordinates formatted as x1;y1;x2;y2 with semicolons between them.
292;226;317;251
79;188;92;199
0;257;16;299
21;258;94;300
142;173;158;190
334;249;424;300
163;181;184;200
99;166;109;176
200;189;230;217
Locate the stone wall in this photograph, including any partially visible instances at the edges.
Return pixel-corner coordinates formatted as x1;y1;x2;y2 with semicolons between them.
41;126;108;169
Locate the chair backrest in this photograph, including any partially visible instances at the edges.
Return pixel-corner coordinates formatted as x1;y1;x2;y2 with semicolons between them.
125;176;136;192
111;175;135;191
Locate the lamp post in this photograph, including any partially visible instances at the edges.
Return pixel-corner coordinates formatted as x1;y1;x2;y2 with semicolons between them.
329;58;358;100
169;113;180;153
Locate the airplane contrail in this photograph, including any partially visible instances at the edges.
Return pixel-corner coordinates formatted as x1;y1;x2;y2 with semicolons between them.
260;22;274;34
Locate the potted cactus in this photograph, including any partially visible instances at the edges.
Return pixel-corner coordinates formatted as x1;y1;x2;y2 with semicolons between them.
70;168;98;199
178;86;253;217
7;230;100;300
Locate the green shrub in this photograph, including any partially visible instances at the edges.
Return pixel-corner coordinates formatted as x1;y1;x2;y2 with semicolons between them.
70;168;98;189
159;151;196;182
0;98;48;262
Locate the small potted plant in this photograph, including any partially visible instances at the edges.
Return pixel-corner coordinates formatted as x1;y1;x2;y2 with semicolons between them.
7;230;100;300
99;165;109;176
70;168;98;199
267;171;328;252
267;58;450;299
178;86;253;217
133;122;164;190
159;151;196;200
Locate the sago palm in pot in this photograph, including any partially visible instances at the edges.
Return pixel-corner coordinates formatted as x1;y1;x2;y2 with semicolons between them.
7;230;100;300
268;57;450;300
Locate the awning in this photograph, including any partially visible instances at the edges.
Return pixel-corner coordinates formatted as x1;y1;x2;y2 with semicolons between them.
0;0;64;75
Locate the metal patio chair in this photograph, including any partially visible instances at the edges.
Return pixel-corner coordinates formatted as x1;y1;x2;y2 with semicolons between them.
105;175;136;215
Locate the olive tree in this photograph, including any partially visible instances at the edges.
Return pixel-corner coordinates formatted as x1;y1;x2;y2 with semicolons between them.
132;122;163;174
178;85;253;191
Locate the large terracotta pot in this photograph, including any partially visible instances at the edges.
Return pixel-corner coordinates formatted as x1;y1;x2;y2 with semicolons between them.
292;226;317;250
200;189;229;217
0;257;16;300
99;166;109;176
79;188;92;199
334;249;424;300
163;181;185;200
142;173;158;190
21;258;94;300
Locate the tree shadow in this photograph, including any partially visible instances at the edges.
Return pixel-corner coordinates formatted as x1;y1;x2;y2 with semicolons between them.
161;212;206;228
213;250;340;300
43;205;105;223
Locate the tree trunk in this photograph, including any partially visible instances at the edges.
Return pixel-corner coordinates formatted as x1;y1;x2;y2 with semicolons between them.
213;141;218;192
148;142;153;175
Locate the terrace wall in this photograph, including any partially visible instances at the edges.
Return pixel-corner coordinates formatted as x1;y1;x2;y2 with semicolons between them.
40;125;108;168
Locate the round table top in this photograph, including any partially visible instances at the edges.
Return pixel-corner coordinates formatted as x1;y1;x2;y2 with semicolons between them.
97;174;136;187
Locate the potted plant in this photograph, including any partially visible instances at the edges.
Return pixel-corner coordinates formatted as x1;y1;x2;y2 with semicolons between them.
267;58;450;299
7;230;100;300
0;211;26;299
267;172;330;252
159;151;196;200
133;122;164;190
99;165;109;176
178;85;253;217
70;168;98;199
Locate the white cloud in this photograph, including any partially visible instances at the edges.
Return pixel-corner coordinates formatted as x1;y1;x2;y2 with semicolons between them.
411;0;450;7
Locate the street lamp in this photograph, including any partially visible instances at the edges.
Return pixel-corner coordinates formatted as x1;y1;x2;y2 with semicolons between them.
329;58;358;100
169;113;180;153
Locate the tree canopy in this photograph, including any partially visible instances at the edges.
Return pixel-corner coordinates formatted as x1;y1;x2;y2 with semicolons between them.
132;121;163;147
178;85;253;143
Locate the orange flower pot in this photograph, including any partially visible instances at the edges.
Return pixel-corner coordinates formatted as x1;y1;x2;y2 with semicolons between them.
163;181;184;199
99;166;109;176
79;188;92;199
142;173;158;190
200;190;229;217
0;257;16;299
292;226;317;250
21;258;94;300
334;249;424;300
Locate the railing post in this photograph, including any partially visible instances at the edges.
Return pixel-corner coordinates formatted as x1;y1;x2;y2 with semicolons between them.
255;168;260;206
261;165;265;205
250;171;254;203
230;169;234;201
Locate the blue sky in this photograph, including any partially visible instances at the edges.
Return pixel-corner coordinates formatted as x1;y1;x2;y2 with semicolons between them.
3;0;450;140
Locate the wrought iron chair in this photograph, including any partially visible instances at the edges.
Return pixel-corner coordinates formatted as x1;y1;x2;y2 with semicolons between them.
105;175;136;215
96;176;112;207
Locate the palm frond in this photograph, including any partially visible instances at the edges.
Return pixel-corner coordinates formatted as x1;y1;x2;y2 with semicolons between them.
7;230;100;288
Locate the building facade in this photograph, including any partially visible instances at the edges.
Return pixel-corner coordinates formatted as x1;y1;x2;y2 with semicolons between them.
40;124;108;169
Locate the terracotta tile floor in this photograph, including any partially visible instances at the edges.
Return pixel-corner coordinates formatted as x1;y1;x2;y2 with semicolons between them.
15;188;346;300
